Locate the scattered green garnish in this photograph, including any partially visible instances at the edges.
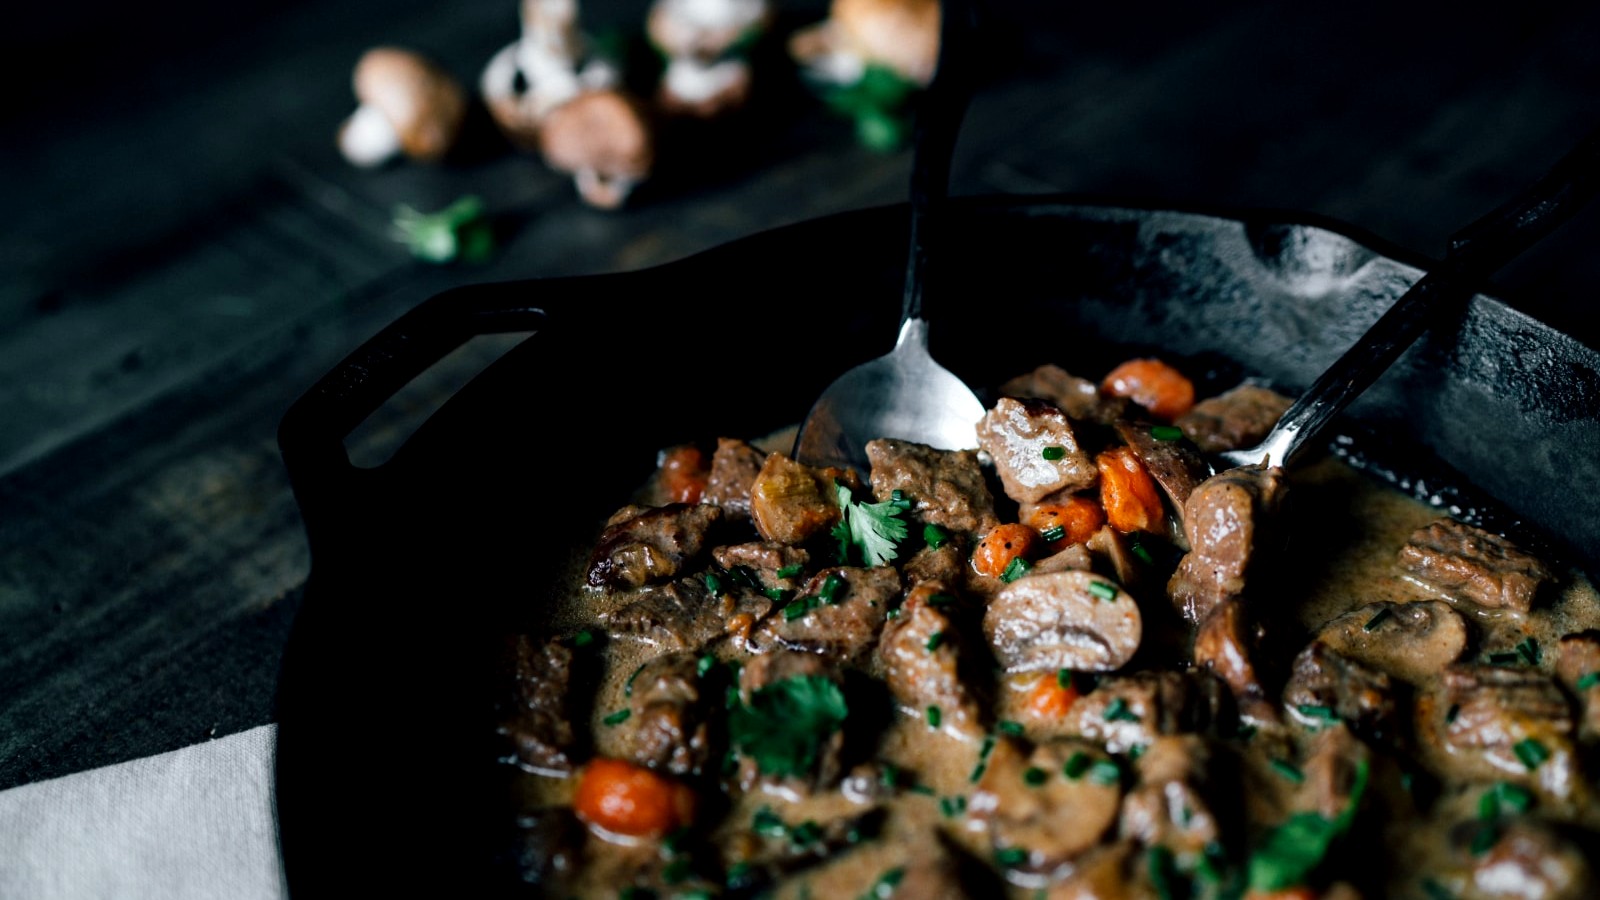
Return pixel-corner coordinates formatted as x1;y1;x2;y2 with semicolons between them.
783;599;810;621
818;573;845;605
1363;607;1393;631
571;628;595;648
776;564;804;580
1103;698;1140;722
860;867;904;899
1147;846;1180;900
968;762;987;783
1041;445;1067;460
995;847;1029;868
1269;758;1304;784
1479;781;1535;819
925;631;946;652
1039;524;1066;543
1579;671;1600;691
1150;425;1184;441
1471;821;1500;856
703;572;723;595
1516;637;1542;665
831;481;910;566
1487;651;1521;666
1128;743;1147;761
939;795;967;817
697;654;716;678
926;706;942;729
1446;704;1461;724
1088;759;1122;786
1421;877;1456;900
1513;738;1550;770
603;709;631;726
1296;704;1338;722
922;523;949;549
728;675;849;777
1001;557;1032;583
1089;580;1118;602
790;820;823;847
1247;759;1369;891
764;586;790;603
1063;751;1092;780
1129;539;1155;564
1023;766;1048;786
998;720;1026;736
624;662;646;697
1057;668;1074;689
661;856;691;883
390;195;495;265
927;593;956;607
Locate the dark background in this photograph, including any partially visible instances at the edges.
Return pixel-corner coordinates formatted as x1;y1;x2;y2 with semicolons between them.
3;0;1598;789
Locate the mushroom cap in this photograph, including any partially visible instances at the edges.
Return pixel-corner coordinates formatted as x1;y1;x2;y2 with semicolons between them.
648;0;771;61
351;47;467;162
539;89;655;183
833;0;940;86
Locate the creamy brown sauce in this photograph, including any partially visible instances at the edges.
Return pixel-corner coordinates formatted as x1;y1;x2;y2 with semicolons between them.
512;427;1600;899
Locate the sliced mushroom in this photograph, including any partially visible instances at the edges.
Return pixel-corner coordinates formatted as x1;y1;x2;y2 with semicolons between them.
1282;641;1397;739
338;47;467;167
969;738;1123;886
1555;632;1600;740
1315;599;1469;686
1167;463;1286;624
876;581;984;740
984;570;1143;673
976;396;1098;504
539;89;655;209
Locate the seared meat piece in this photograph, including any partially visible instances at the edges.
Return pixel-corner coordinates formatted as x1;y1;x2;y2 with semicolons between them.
602;577;770;650
999;363;1128;424
902;540;966;588
1119;735;1220;858
1465;819;1593;900
1316;599;1468;686
497;635;576;775
865;438;999;536
749;565;900;662
1194;599;1280;729
712;542;811;592
1113;419;1211;540
1042;841;1142;900
749;453;852;545
984;570;1143;674
1428;664;1578;798
1296;723;1372;820
508;806;583;885
977;397;1098;504
1283;641;1397;738
1033;543;1094;574
969;738;1123;885
1175;383;1294;454
1555;632;1600;740
615;651;711;776
703;437;767;518
876;581;983;740
888;850;970;899
587;503;724;589
1398;518;1552;614
1167;464;1286;623
1061;671;1207;753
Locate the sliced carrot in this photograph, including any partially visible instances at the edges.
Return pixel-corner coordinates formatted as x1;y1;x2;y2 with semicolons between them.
1025;671;1081;718
1244;889;1318;900
972;523;1041;578
1101;358;1196;421
572;757;696;840
1096;447;1165;534
1025;496;1106;550
658;444;708;504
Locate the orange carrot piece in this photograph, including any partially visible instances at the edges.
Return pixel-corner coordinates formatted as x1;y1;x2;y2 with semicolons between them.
1025;671;1081;718
1025;496;1106;550
1096;447;1165;534
972;523;1041;578
658;444;708;504
572;757;696;839
1101;358;1196;421
1244;889;1318;900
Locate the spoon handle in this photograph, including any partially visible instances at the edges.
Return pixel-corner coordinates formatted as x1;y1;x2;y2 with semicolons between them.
901;0;977;326
1234;126;1600;469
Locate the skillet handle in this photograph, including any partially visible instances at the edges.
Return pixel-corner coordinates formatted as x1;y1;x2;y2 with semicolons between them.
277;279;548;537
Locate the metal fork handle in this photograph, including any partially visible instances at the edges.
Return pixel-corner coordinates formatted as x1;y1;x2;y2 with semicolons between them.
1225;126;1600;469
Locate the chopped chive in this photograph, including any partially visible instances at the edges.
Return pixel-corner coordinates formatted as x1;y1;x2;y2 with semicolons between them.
1001;557;1032;583
1236;722;1258;741
1297;704;1338;722
969;762;987;783
1446;704;1461;724
1129;539;1155;564
696;654;716;678
1150;425;1183;441
925;631;946;652
624;662;646;697
725;687;740;709
1089;580;1118;602
880;762;900;788
1041;445;1067;460
865;867;905;899
928;593;956;607
1487;651;1520;666
1580;672;1600;691
603;709;631;726
1063;751;1092;780
1057;668;1074;689
1469;822;1499;857
1040;524;1066;543
885;608;900;619
663;856;693;884
782;599;810;621
1516;637;1541;666
776;564;804;579
1023;766;1048;786
939;795;967;817
725;861;752;888
980;735;997;759
926;706;942;729
923;523;949;549
704;572;723;594
764;587;791;603
1088;760;1122;786
1103;698;1140;722
995;847;1029;868
910;783;936;796
571;628;595;647
1421;878;1455;900
998;720;1026;737
1268;758;1304;784
818;573;844;604
1363;607;1393;631
1479;781;1534;818
1513;738;1550;770
790;820;823;846
752;806;787;837
1128;743;1147;761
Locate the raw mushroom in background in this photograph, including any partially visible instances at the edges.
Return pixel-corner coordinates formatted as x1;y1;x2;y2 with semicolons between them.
337;47;468;167
479;0;620;149
538;89;656;209
787;0;939;149
647;0;774;118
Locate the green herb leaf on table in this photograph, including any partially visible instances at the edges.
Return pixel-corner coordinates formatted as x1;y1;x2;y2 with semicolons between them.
728;675;849;778
832;482;910;567
390;195;495;264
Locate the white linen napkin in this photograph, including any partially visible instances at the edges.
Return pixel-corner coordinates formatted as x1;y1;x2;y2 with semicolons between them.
0;724;285;899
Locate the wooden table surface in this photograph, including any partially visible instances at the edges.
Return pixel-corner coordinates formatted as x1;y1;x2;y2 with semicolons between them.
3;0;1598;790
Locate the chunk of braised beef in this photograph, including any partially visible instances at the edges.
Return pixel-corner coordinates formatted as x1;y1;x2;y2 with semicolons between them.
865;438;999;537
1555;632;1600;740
901;539;967;589
1316;599;1468;686
1175;383;1294;454
748;565;899;662
1062;671;1208;752
999;363;1128;424
712;542;811;593
587;503;724;589
1398;518;1552;614
615;651;711;776
976;397;1098;504
876;581;984;740
1465;819;1594;900
703;437;768;518
749;453;854;545
1296;722;1372;820
732;651;847;796
602;577;770;650
1118;735;1221;858
983;570;1143;674
1167;464;1286;624
721;807;889;890
1283;641;1397;739
1113;418;1211;537
496;635;576;775
1194;599;1280;729
969;738;1123;885
1433;664;1579;798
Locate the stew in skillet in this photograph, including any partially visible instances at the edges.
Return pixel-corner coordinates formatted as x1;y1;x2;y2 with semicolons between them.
495;356;1600;900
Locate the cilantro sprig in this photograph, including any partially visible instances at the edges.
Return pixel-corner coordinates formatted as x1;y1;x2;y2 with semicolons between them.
1247;758;1370;891
831;482;910;567
728;675;849;777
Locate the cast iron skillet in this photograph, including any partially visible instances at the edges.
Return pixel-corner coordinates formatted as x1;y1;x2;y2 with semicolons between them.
273;196;1600;897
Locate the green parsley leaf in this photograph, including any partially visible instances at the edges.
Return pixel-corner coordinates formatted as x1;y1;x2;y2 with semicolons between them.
1579;671;1600;690
1269;758;1304;783
728;675;849;777
1247;758;1369;891
1088;759;1122;786
390;195;495;265
833;482;910;567
998;720;1026;736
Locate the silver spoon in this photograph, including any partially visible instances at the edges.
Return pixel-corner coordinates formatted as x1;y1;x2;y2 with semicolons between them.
1217;126;1600;472
792;0;985;472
